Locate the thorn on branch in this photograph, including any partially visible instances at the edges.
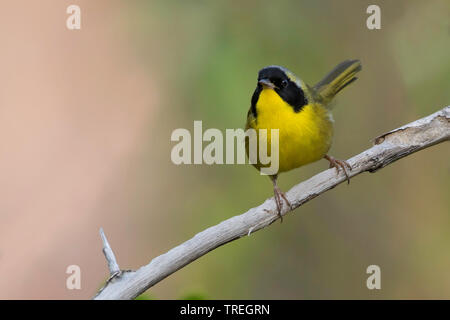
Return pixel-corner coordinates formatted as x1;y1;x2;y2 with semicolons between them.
99;227;121;277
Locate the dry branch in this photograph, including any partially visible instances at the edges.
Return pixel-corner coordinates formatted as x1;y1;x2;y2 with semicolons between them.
99;228;120;277
94;106;450;300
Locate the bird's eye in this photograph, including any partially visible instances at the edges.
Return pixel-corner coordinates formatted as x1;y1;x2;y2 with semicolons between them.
281;79;288;88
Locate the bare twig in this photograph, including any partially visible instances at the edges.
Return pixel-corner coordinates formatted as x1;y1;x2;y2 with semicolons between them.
99;228;120;277
94;106;450;300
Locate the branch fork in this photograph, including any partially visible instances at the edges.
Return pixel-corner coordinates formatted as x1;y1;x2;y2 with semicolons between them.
95;228;134;297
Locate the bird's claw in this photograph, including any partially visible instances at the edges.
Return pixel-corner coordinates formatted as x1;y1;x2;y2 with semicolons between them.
325;155;352;184
273;186;292;223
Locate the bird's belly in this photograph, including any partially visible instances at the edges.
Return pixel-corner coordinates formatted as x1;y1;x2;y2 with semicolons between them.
257;104;334;173
278;123;332;172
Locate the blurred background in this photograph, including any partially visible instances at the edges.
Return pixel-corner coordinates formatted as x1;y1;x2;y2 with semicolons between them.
0;0;449;299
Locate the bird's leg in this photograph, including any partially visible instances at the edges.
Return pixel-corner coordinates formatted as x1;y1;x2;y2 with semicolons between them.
270;175;293;222
324;154;352;184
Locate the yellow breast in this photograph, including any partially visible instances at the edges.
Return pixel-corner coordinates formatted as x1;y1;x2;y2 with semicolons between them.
247;88;334;173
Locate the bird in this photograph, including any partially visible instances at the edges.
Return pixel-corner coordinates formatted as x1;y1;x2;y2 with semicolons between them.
245;59;362;221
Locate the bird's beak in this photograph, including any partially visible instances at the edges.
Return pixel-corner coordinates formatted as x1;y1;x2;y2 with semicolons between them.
258;78;276;89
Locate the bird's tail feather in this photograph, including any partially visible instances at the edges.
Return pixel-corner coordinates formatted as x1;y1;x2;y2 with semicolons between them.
313;59;362;104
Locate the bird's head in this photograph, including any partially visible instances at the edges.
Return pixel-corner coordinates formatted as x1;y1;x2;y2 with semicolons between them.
254;65;309;113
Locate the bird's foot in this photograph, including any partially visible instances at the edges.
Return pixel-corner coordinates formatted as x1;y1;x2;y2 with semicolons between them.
324;155;352;184
273;186;293;223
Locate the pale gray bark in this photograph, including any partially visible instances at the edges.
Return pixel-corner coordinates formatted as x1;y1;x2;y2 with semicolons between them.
94;106;450;300
99;228;120;277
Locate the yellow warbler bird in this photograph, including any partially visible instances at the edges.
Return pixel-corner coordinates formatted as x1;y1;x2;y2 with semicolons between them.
245;60;362;220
